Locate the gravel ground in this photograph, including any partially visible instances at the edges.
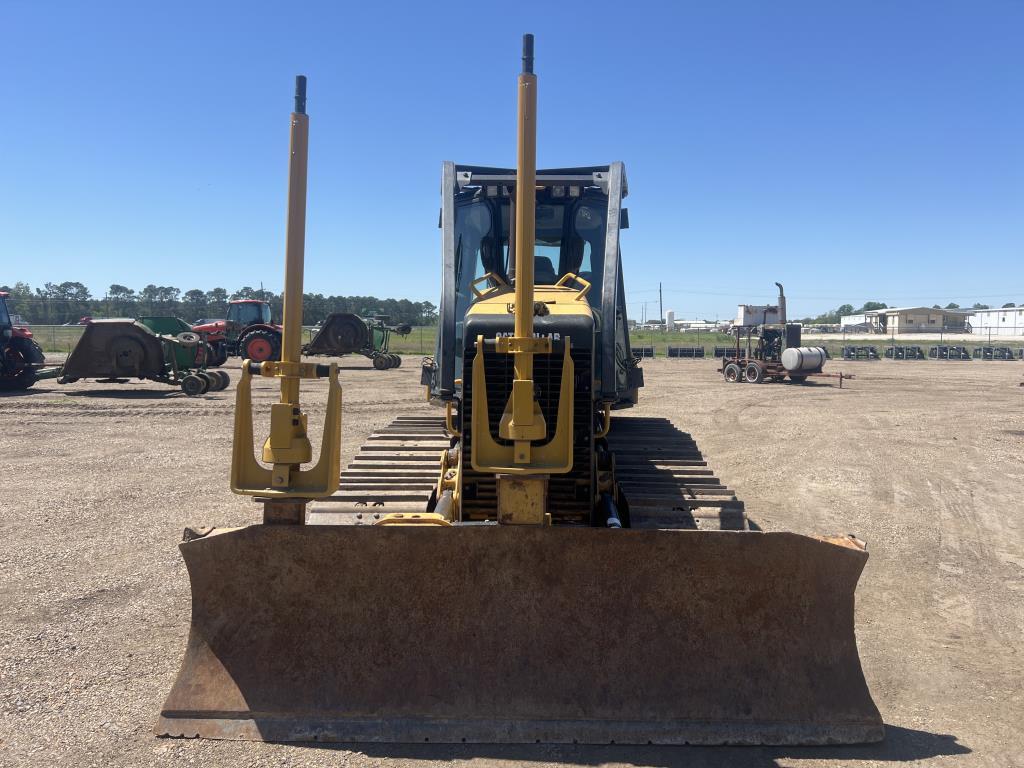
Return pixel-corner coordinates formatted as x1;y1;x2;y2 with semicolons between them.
1;357;1021;768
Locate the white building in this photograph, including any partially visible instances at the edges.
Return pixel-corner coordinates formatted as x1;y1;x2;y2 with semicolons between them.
968;306;1024;337
676;319;718;331
840;313;870;331
841;307;968;334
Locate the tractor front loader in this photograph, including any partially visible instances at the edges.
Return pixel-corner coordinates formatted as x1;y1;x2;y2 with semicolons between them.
158;42;882;746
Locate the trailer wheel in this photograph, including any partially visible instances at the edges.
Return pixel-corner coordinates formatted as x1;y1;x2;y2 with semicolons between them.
373;355;388;370
744;363;765;384
198;372;216;393
389;354;401;368
212;370;230;390
181;374;206;396
723;363;742;382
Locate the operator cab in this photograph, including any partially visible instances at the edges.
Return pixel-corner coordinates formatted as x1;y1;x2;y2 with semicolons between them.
428;163;640;409
453;186;612;319
228;301;272;327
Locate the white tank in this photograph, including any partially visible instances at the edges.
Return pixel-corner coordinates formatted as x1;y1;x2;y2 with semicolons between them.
781;346;826;373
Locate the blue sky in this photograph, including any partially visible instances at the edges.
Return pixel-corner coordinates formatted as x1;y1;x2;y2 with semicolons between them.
1;1;1021;319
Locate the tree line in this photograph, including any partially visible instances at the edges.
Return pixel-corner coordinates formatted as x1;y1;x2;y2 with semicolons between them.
796;300;1015;325
0;282;438;327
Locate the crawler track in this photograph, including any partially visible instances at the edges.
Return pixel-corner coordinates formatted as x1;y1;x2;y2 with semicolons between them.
308;415;746;529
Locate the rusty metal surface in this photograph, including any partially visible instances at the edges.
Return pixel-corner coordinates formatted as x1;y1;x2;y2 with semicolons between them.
303;313;368;355
62;320;167;380
157;525;882;745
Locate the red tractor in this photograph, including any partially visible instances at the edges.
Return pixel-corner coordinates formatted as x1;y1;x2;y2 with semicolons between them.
0;292;47;390
192;299;282;366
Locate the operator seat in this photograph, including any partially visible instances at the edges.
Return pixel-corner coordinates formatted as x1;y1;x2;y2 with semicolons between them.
535;256;558;285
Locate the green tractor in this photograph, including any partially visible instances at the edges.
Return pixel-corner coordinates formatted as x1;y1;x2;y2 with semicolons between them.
302;313;411;369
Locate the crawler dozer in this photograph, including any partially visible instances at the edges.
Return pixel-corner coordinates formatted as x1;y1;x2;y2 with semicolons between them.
159;41;882;746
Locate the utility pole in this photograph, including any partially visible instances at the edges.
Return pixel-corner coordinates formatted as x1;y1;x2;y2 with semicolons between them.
659;282;663;330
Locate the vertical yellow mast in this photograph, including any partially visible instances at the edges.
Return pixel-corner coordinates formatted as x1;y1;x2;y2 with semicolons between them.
279;76;309;407
230;76;342;514
513;34;537;361
500;34;547;460
262;75;312;479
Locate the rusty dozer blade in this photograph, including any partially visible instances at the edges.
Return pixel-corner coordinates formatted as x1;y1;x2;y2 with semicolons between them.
157;525;883;745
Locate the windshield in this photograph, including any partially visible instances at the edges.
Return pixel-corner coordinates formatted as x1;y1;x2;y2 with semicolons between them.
453;191;607;313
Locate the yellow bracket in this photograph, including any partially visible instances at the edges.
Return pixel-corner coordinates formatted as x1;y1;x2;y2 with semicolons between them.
444;400;458;437
554;272;592;302
470;335;574;475
373;512;452;526
230;361;342;498
470;272;510;299
495;336;551;354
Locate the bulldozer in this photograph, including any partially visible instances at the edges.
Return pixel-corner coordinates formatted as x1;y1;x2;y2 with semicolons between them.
158;41;882;746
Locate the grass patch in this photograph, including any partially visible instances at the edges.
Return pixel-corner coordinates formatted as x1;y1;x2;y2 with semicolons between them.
29;324;1022;361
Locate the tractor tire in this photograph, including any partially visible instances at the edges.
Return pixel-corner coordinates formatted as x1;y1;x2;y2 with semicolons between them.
212;370;230;390
388;354;401;368
176;332;201;348
0;338;44;390
372;355;388;370
723;363;742;382
181;374;206;397
239;329;281;363
744;362;765;384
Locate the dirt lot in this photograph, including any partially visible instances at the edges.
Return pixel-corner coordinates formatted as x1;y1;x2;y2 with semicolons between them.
1;358;1021;767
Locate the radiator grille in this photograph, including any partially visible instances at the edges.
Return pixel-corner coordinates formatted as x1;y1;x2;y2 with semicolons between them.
461;345;593;524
